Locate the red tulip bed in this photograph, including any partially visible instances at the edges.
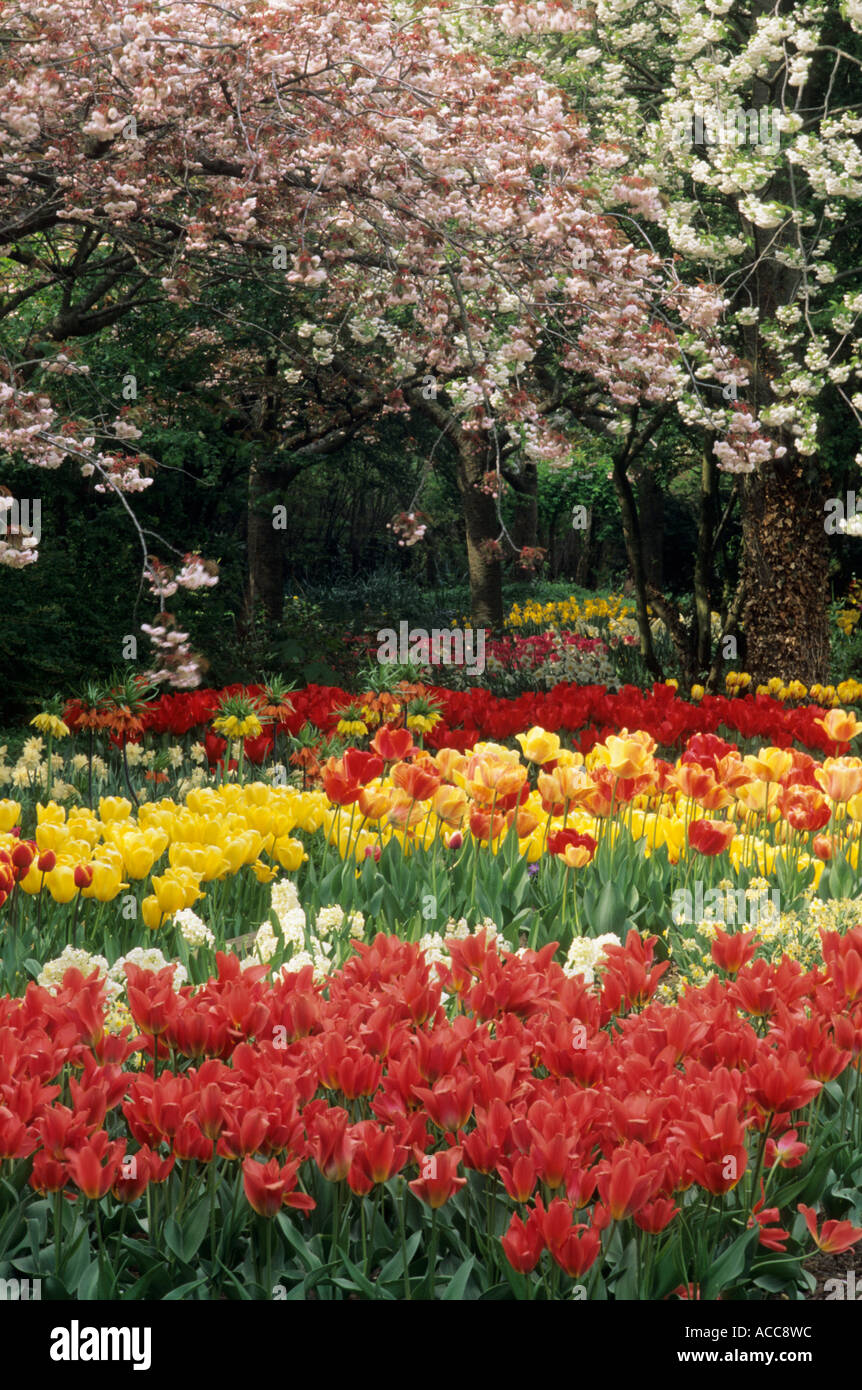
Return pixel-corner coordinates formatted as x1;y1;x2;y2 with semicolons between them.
140;681;850;759
2;919;862;1302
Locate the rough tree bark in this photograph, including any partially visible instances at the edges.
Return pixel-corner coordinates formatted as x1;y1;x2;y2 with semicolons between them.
740;454;829;683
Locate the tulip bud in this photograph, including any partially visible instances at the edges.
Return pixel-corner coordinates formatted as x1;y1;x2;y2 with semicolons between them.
37;850;57;873
74;863;95;889
11;841;35;871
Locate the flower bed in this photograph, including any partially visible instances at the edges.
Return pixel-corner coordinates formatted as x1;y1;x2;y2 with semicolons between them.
4;687;862;1300
1;926;861;1300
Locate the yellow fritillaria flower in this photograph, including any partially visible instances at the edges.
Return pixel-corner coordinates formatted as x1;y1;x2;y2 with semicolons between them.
406;714;440;734
213;714;242;739
337;718;368;737
30;713;70;739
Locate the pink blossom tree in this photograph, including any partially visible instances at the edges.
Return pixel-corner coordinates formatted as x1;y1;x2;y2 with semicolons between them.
0;0;734;637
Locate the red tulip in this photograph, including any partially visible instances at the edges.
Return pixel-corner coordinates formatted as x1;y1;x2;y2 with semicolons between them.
764;1129;808;1169
595;1146;665;1221
552;1225;601;1279
411;1075;473;1133
499;1154;538;1204
306;1105;356;1182
687;818;736;856
243;1156;315;1217
634;1198;678;1234
371;726;416;762
125;963;179;1038
798;1204;862;1254
408;1146;466;1209
501;1211;543;1273
346;1122;406;1195
113;1145;174;1202
30;1152;69;1194
65;1134;126;1200
391;761;441;801
711;929;756;975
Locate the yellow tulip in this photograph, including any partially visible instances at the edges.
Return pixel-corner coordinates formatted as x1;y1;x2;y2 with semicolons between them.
273;835;307;871
35;823;71;854
592;734;654;781
141;895;165;930
45;864;78;904
243;783;272;807
743;748;794;783
151;873;187;915
555;749;585;769
81;859;128;902
19;861;50;894
36;801;66;825
815;757;862;804
170;812;208;844
221;831;264;874
169;843;226;881
0;800;21;833
515;727;562;766
170;867;205;907
66;813;102;849
251;859;279;883
519;831;544;863
735;782;780;815
119;835;159;879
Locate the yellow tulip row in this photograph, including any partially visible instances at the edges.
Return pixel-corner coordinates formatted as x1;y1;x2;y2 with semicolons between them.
2;716;862;917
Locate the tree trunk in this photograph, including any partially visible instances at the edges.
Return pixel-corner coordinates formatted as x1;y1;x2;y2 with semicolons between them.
412;393;504;629
244;458;285;630
637;470;664;589
732;20;829;686
457;432;503;629
612;454;662;679
740;455;829;684
574;506;593;586
694;435;718;673
511;461;538;576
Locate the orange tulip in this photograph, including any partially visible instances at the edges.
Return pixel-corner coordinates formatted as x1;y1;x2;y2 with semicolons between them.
357;786;391;822
816;758;862;804
391;761;441;801
815;708;862;744
432;784;469;827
